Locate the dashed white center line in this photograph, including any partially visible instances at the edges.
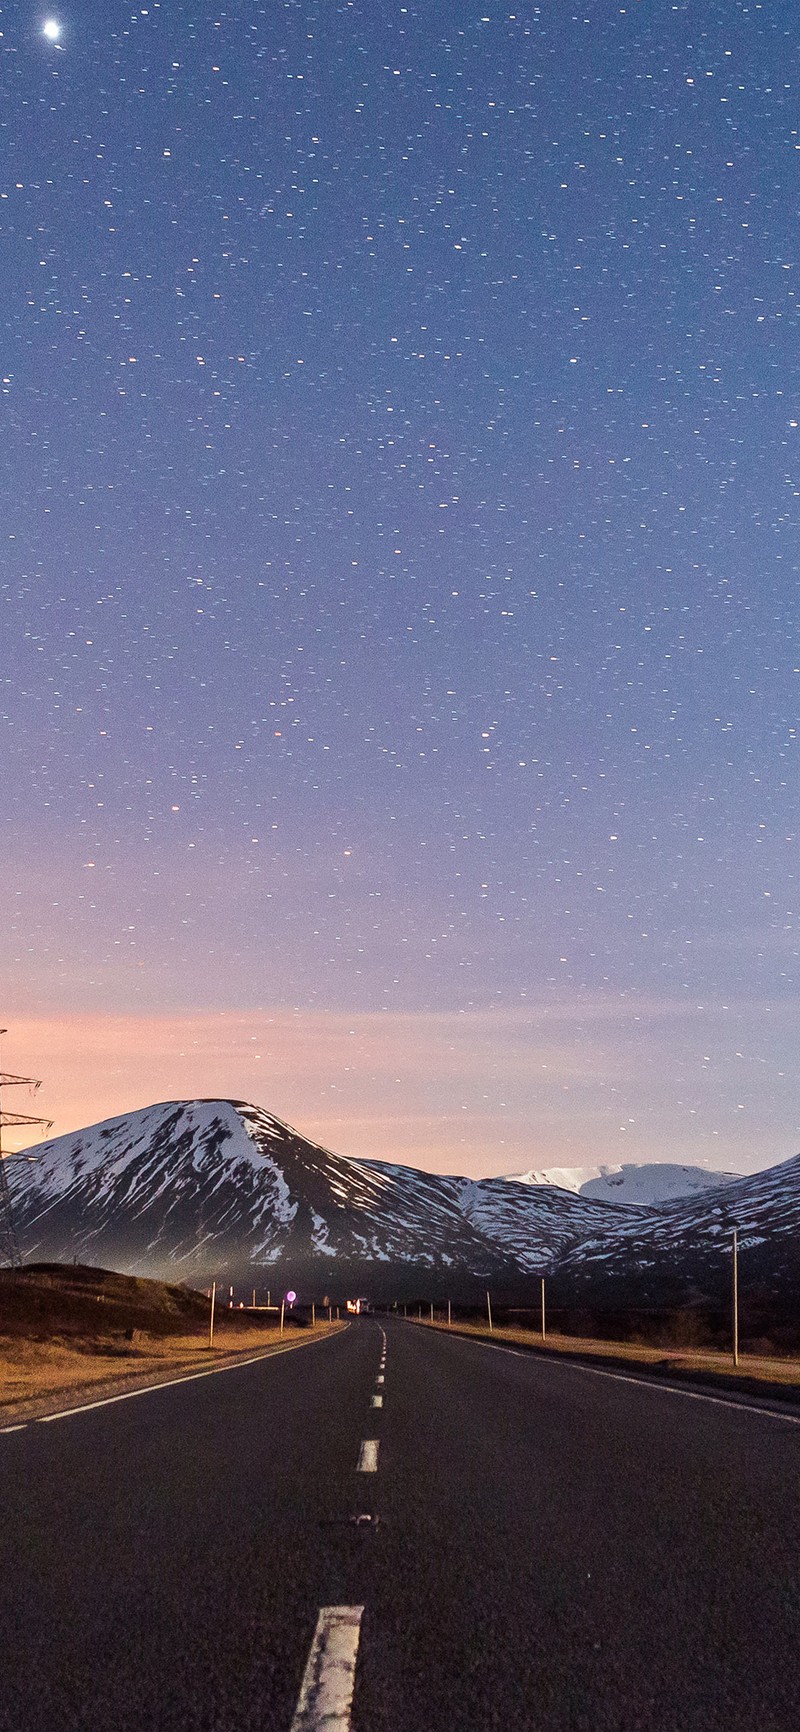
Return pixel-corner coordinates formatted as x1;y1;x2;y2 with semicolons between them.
371;1394;383;1408
290;1605;363;1731
376;1374;384;1385
357;1439;379;1472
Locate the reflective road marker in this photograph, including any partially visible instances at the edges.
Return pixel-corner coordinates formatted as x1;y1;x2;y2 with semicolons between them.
290;1606;363;1732
357;1439;379;1472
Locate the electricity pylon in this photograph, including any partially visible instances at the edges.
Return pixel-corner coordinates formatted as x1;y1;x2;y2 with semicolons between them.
0;1029;53;1269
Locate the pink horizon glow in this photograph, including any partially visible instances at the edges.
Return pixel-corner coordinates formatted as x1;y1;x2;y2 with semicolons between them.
0;1004;791;1178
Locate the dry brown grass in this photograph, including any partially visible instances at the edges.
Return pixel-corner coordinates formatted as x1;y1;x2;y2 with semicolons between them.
414;1318;800;1390
0;1321;346;1425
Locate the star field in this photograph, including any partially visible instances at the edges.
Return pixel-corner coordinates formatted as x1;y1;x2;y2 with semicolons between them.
1;1;798;1172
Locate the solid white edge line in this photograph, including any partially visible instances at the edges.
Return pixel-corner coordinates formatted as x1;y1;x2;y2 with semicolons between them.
35;1331;340;1424
1;1424;27;1434
435;1328;800;1426
357;1439;379;1472
290;1605;363;1732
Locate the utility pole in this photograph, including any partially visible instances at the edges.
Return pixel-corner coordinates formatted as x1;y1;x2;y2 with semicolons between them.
0;1031;53;1270
732;1227;739;1368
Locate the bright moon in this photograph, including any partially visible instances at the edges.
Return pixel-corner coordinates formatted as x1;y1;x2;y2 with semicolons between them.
42;19;61;40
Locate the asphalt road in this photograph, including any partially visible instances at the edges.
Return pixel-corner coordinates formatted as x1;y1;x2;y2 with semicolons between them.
1;1318;799;1731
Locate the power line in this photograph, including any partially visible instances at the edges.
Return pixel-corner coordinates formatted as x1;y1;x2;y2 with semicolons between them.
0;1028;53;1269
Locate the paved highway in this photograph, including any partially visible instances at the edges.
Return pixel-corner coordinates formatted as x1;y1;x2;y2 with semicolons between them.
1;1318;799;1731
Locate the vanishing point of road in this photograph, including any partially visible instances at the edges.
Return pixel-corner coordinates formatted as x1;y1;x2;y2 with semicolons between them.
1;1318;799;1732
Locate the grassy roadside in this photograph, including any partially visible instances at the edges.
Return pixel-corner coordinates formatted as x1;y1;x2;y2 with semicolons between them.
0;1322;346;1426
410;1318;800;1399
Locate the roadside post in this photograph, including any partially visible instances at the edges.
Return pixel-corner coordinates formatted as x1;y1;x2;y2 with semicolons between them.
541;1276;546;1342
208;1280;216;1349
486;1289;493;1333
430;1301;434;1322
732;1227;739;1368
280;1298;285;1336
312;1301;316;1327
448;1298;452;1328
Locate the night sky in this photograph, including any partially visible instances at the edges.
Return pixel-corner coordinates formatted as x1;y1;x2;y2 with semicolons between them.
1;1;798;1176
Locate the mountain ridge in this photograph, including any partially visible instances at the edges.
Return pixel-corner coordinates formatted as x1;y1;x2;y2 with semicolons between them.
7;1097;799;1306
6;1097;635;1296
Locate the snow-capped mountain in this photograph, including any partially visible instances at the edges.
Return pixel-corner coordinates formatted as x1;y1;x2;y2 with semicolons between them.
7;1098;798;1307
501;1162;741;1206
7;1099;630;1297
556;1153;800;1307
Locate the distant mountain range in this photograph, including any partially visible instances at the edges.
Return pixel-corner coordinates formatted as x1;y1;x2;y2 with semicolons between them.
7;1099;799;1307
501;1161;742;1207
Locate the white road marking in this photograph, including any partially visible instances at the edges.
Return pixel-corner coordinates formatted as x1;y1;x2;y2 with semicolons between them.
290;1605;363;1732
357;1439;379;1472
35;1334;337;1425
0;1424;27;1434
371;1394;383;1408
439;1330;800;1427
376;1374;384;1385
548;1356;800;1426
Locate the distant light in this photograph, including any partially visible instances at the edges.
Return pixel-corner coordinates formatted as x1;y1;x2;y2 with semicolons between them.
42;18;61;39
286;1290;297;1304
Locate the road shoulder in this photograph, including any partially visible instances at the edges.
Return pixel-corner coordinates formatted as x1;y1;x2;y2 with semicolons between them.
409;1319;800;1410
0;1323;347;1426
